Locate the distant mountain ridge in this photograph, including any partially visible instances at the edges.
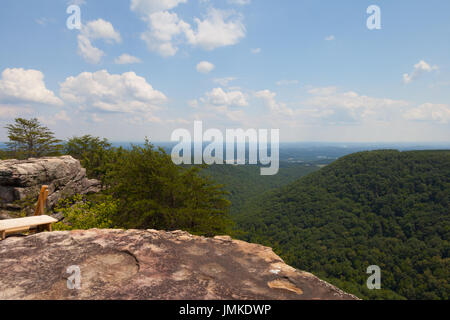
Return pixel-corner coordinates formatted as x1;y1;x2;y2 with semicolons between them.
235;150;450;299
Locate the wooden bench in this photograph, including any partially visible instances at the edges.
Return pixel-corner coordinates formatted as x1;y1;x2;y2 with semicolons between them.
0;185;57;240
0;215;57;240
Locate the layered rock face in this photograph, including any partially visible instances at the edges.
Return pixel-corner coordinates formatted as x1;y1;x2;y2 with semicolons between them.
0;156;101;211
0;229;358;300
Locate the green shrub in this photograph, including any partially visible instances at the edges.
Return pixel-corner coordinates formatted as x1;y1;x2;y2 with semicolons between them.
53;195;117;230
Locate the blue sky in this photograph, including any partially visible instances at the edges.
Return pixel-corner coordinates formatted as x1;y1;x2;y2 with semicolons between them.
0;0;449;142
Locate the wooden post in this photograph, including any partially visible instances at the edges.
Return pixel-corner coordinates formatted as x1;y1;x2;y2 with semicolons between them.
1;230;5;240
34;185;49;216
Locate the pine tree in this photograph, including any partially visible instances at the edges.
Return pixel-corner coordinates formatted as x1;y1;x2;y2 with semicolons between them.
5;118;62;159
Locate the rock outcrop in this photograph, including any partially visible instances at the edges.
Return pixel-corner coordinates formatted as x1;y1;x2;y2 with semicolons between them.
0;229;358;300
0;156;101;211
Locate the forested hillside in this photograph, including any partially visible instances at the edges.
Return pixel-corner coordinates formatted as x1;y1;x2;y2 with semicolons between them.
201;163;320;216
235;150;450;300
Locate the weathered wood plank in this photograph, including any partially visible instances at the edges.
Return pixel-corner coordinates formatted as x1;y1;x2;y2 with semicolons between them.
0;215;58;232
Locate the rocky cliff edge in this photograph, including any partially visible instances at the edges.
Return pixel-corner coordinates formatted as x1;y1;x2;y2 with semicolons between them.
0;229;358;300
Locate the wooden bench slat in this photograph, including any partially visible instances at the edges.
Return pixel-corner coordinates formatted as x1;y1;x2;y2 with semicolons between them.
0;215;58;232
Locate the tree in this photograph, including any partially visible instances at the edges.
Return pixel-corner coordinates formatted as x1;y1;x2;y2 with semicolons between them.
105;139;232;236
5;118;62;158
64;135;113;180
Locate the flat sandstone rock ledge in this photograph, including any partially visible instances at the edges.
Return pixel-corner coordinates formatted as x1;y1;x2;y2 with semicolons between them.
0;229;359;300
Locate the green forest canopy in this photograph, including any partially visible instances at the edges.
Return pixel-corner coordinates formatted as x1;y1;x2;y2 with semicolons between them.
235;150;449;300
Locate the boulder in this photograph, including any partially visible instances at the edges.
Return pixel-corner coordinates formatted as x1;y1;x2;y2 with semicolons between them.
0;156;101;210
0;229;358;300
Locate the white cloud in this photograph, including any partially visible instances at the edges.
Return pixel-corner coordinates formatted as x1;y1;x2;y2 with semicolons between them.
82;19;122;43
305;87;407;110
325;35;335;41
213;77;236;86
404;103;450;124
255;90;294;116
191;87;248;123
304;87;409;122
59;70;167;115
130;0;187;15
115;54;142;64
77;19;121;64
403;60;439;84
251;48;261;54
255;87;411;126
140;8;246;57
196;61;215;74
186;9;246;50
77;35;105;64
140;11;191;57
203;87;248;107
0;68;63;106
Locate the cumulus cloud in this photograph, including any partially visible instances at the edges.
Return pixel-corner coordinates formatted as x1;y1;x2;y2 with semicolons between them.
303;87;409;123
0;68;63;106
403;60;438;84
196;61;215;74
251;48;261;54
82;19;122;43
254;87;412;126
325;35;335;41
186;9;246;50
305;88;407;110
115;54;142;64
140;11;191;57
255;90;294;116
404;103;450;124
191;87;248;122
77;19;121;64
139;8;246;57
77;35;105;64
203;87;248;107
59;70;167;115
